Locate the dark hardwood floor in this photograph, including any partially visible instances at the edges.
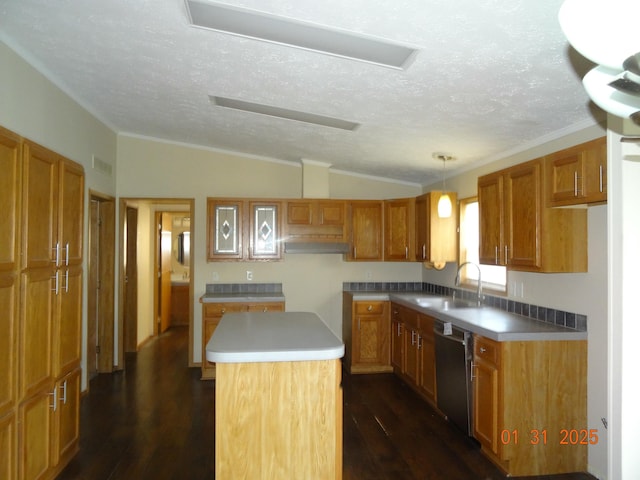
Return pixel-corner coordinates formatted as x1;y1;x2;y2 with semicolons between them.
58;326;597;480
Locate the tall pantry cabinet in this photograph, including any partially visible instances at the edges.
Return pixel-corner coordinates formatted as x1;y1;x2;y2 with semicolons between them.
0;126;84;480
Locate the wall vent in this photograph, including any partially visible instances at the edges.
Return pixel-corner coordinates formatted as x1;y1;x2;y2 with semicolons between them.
92;155;113;176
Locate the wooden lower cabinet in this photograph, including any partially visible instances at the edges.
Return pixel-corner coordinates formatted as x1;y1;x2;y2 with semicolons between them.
0;411;16;480
216;359;342;479
201;301;285;379
54;368;80;469
473;335;588;476
19;389;52;480
390;303;437;407
416;314;436;404
342;294;392;374
170;284;189;326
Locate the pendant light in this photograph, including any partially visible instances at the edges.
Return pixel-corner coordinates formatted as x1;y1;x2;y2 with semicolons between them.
433;153;453;218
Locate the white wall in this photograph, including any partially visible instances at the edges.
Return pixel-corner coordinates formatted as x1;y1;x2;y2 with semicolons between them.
421;123;608;478
0;41;118;391
116;134;423;358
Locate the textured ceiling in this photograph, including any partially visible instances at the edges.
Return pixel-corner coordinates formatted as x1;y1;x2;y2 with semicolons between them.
0;0;600;185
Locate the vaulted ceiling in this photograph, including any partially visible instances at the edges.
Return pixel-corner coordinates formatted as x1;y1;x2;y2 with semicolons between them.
0;0;601;184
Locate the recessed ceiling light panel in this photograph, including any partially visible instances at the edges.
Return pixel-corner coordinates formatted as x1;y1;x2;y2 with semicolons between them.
186;0;418;69
210;96;360;131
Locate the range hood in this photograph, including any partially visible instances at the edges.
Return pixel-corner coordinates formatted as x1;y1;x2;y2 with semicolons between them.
284;241;350;254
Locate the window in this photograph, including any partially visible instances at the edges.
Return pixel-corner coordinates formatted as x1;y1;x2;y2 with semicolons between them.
458;197;506;292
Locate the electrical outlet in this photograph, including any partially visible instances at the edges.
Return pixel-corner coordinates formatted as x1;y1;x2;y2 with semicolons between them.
212;272;219;281
365;271;373;280
246;270;253;281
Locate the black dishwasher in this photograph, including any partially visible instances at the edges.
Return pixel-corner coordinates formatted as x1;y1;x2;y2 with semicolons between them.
434;320;474;436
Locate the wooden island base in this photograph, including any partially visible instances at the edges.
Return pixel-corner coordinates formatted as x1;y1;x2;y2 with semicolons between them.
215;359;342;479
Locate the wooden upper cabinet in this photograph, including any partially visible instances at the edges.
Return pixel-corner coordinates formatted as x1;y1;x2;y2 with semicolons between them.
545;137;607;207
415;191;458;264
478;172;504;266
249;201;282;260
0;127;21;273
478;158;587;272
384;198;415;261
346;201;383;261
207;199;244;260
207;198;282;261
21;141;59;270
58;159;84;267
504;160;541;269
284;199;346;242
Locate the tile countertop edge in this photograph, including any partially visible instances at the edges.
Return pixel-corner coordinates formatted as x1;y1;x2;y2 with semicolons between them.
348;292;587;342
200;293;286;303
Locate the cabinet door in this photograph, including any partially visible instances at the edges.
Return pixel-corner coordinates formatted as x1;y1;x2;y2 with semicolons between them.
505;161;540;269
286;201;312;225
473;336;501;456
417;315;436;404
352;302;389;368
55;266;82;376
249;202;281;260
317;201;345;227
473;359;499;455
348;201;383;261
384;198;414;261
58;159;84;267
545;149;586;205
202;318;221;378
0;412;16;480
0;127;21;274
404;328;419;385
584;138;607;203
19;269;54;398
478;172;504;266
19;389;53;480
414;194;428;261
207;200;243;260
0;273;18;417
22;142;58;270
54;368;80;467
391;319;404;372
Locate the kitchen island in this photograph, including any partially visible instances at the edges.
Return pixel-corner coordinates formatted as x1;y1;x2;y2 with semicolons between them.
207;311;344;480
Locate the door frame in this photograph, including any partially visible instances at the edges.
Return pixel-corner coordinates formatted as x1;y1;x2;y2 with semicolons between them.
87;190;115;376
117;197;195;369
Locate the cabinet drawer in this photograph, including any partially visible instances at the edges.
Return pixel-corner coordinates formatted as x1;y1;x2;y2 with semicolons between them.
203;303;245;317
246;302;285;313
355;301;386;315
474;336;500;366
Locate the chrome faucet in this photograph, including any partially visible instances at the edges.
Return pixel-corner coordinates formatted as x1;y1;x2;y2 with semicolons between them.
454;262;483;307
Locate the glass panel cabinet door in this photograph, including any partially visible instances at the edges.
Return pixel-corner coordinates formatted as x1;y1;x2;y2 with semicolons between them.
250;202;281;259
207;200;243;260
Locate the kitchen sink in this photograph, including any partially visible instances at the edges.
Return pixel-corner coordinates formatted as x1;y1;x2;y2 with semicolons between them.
396;294;478;311
413;297;477;310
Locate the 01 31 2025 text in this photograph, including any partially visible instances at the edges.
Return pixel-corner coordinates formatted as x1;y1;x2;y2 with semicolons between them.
500;429;599;445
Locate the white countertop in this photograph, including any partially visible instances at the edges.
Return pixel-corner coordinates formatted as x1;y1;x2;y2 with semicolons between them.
347;292;587;342
206;311;345;363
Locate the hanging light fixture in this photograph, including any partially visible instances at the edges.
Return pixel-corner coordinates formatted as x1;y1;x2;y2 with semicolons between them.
433;153;453;218
558;0;640;123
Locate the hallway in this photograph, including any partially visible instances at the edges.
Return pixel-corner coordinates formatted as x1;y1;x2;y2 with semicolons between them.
58;326;597;479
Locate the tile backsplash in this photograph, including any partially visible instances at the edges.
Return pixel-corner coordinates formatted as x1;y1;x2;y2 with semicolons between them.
343;281;587;332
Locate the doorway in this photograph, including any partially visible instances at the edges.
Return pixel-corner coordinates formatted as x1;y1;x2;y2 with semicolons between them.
118;198;195;369
87;191;115;377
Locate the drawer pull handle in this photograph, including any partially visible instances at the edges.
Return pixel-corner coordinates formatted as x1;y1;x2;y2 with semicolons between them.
367;305;373;312
480;346;487;353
